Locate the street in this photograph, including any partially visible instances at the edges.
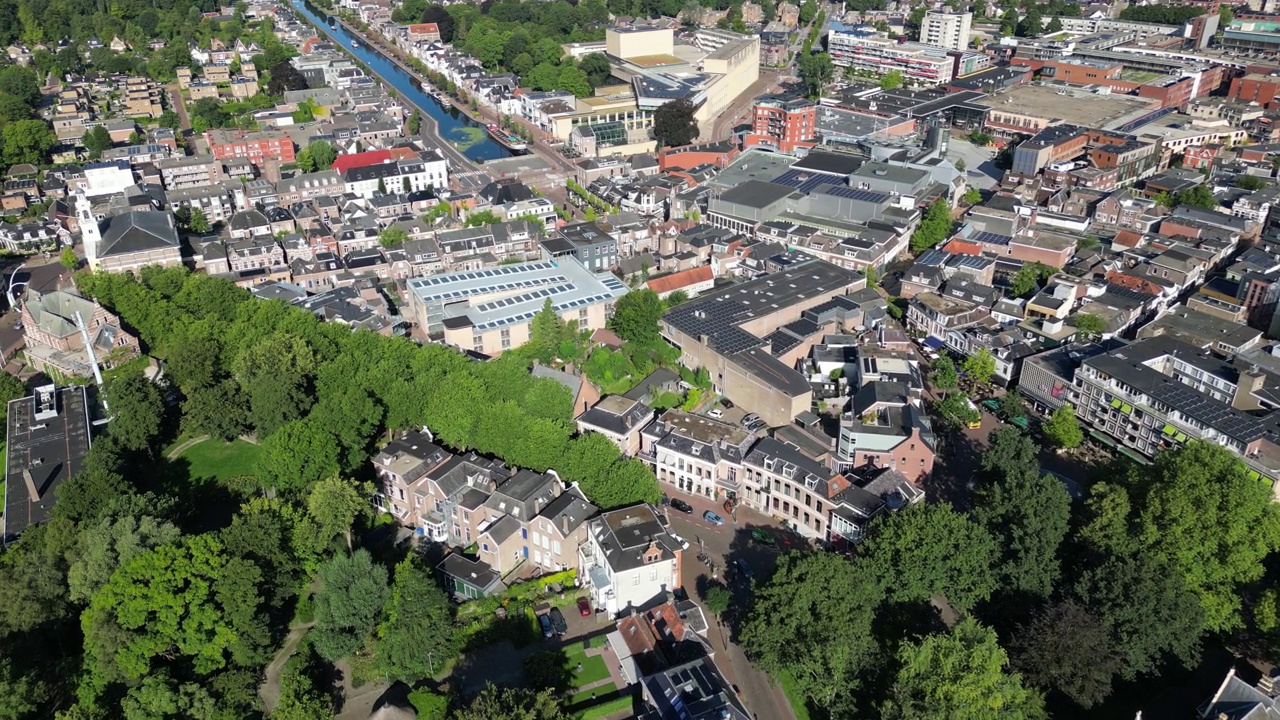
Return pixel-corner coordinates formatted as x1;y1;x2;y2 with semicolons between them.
663;488;799;720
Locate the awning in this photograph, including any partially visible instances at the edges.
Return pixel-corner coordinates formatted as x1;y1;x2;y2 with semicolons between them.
1248;469;1262;481
1110;398;1122;409
1162;424;1176;436
1090;430;1118;448
924;336;945;350
1121;404;1132;414
1175;432;1187;442
1117;446;1150;465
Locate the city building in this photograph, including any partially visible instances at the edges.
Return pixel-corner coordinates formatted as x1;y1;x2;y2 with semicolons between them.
3;385;91;544
20;288;139;378
661;257;865;427
577;395;655;455
746;95;817;153
204;128;296;166
579;503;683;616
406;256;630;355
540;221;619;272
920;10;972;52
640;409;755;499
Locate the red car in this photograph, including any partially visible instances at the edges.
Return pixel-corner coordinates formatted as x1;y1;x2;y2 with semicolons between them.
577;597;592;617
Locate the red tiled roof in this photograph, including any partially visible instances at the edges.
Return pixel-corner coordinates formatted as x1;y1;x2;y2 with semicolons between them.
941;239;982;256
1112;230;1143;248
330;149;392;173
407;22;440;34
1105;270;1162;295
646;265;713;294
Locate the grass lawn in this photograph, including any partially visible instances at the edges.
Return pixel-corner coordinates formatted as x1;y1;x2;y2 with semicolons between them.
178;438;263;480
565;651;610;689
777;671;813;720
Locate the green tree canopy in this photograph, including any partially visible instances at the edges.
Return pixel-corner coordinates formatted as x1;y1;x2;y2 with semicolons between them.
1011;600;1120;709
255;419;341;494
883;618;1046;720
452;685;568;720
653;97;698;148
741;552;884;712
858;503;997;613
962;348;997;386
105;371;165;453
608;289;665;344
930;356;959;392
377;559;458;682
311;550;389;662
974;461;1071;599
1073;312;1105;339
880;69;904;90
1041;404;1083;449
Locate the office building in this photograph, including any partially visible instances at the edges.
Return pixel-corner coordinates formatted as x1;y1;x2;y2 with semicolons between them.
4;385;92;544
747;95;817;153
407;256;630;355
920;11;972;52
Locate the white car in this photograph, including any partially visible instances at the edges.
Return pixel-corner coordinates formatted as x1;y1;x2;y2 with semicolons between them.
708;409;724;419
668;532;691;550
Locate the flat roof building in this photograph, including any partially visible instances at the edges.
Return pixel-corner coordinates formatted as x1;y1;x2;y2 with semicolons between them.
407;256;630;355
662;257;864;427
4;384;91;544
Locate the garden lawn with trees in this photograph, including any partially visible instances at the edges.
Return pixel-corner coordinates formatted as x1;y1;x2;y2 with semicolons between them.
0;266;665;720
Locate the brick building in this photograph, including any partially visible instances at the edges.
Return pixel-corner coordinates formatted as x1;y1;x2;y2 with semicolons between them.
204;128;296;165
744;95;816;153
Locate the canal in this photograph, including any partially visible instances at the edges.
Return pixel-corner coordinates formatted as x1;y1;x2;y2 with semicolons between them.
289;0;511;162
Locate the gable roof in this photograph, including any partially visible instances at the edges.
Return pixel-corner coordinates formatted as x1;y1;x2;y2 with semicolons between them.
98;211;179;256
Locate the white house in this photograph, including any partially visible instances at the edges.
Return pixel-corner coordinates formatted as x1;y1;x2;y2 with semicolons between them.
340;153;448;200
78;160;135;198
578;504;683;617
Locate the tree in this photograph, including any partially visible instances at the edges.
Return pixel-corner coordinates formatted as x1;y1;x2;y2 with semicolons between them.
1238;174;1269;191
1072;549;1204;678
799;0;817;23
267;61;308;95
980;425;1038;484
974;465;1071;599
935;393;980;429
58;246;78;270
608;289;665;344
105;371;165;453
930;356;959;392
407;110;422;136
883;618;1046;720
1010;262;1050;297
421;5;457;42
1175;184;1217;209
453;686;568;720
255;419;341;494
1000;7;1019;34
182;381;249;442
68;512;181;604
1073;312;1105;339
1132;441;1280;632
797;51;833;99
159;109;181;130
910;198;953;253
704;583;732;619
312;550;389;662
273;638;334;720
579;53;613;87
962;348;996;386
880;69;904;90
83;124;113;154
0;372;24;426
379;226;408;248
1011;600;1120;709
1017;7;1042;36
1041;404;1083;449
998;389;1025;421
962;187;982;205
740;553;884;712
555;66;592;98
306;476;369;553
858;503;998;613
653;97;698;148
297;140;336;173
2;119;54;166
0;66;39;106
81;535;265;686
189;207;211;234
1046;15;1063;32
377;559;457;682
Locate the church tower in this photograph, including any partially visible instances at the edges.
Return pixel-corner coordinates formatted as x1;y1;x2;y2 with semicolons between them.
75;189;101;270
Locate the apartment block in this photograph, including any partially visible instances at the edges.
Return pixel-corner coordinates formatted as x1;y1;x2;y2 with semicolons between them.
579;504;682;616
920;10;972;52
828;23;956;85
158;155;222;190
746;95;817;153
639;409;755;499
204;128;296;165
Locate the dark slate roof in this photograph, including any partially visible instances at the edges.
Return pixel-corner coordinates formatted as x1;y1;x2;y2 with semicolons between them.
539;487;598;537
98;211;179;256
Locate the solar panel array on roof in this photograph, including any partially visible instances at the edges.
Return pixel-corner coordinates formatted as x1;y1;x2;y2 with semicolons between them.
974;231;1013;246
822;186;891;203
915;249;947;267
1150;382;1267;444
784;317;821;337
771;168;842;195
949;254;992;270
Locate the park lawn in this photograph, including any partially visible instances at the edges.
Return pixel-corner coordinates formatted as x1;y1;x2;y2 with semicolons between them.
776;671;813;720
179;438;262;480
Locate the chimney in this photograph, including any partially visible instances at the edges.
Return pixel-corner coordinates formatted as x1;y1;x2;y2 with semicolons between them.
1233;369;1265;411
561;514;569;535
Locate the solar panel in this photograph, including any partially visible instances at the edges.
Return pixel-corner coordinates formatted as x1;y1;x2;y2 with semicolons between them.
823;186;889;203
974;231;1012;246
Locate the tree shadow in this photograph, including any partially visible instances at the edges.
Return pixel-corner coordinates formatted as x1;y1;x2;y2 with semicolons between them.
523;647;573;694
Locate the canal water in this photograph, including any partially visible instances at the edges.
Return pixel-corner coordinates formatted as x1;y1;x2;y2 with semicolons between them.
289;0;512;162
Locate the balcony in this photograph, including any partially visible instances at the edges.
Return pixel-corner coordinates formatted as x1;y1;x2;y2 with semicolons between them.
418;510;449;543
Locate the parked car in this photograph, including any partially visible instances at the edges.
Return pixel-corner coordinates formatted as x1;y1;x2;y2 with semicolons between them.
548;607;568;635
720;398;734;409
703;510;724;526
750;528;776;547
670;499;694;514
668;532;691;550
735;558;754;581
538;612;553;638
577;597;592;617
708;408;724;419
741;413;760;428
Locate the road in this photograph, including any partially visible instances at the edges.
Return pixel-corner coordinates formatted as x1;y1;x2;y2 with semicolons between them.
663;489;799;720
710;68;788;140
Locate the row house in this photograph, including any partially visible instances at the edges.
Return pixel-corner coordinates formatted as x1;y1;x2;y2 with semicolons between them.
374;430;599;576
205;128;296;166
277;170;345;205
201;236;287;274
640;410;755;500
434;220;542;270
577;395;655;456
340;153;447;200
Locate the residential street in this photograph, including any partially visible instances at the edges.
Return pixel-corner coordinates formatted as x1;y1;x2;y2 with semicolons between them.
663;488;799;720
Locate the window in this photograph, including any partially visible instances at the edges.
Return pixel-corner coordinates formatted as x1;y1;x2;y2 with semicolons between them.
650;567;657;581
552;540;561;555
521;528;528;540
482;542;490;552
633;574;640;586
